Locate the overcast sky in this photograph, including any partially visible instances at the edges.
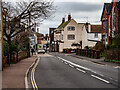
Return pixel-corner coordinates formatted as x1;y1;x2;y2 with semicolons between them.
38;0;112;34
4;0;112;34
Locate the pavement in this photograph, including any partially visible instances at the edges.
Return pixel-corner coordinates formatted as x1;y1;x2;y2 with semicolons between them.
2;55;37;89
63;53;120;67
0;71;2;90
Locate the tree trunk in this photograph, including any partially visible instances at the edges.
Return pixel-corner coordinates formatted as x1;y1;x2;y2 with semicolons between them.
7;37;11;65
16;51;19;62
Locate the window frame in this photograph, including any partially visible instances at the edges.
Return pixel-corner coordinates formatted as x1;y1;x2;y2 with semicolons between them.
67;34;75;40
67;26;75;31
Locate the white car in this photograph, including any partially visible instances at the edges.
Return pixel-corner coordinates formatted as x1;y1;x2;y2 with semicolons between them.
38;49;45;54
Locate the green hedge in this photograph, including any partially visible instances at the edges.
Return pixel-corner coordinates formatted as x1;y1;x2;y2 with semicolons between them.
104;59;120;63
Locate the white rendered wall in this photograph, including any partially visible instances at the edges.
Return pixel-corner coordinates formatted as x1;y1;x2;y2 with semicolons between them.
63;19;84;49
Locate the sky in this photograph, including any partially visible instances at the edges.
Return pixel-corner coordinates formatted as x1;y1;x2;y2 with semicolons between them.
3;0;112;34
39;0;112;34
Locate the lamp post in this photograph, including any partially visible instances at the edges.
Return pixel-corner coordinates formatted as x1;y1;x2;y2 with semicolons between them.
0;0;3;71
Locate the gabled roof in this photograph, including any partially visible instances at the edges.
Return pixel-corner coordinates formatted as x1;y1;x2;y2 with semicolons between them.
57;19;71;29
101;3;111;21
91;25;102;33
116;2;120;11
108;1;120;14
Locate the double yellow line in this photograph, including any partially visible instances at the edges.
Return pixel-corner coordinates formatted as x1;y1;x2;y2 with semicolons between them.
31;57;40;90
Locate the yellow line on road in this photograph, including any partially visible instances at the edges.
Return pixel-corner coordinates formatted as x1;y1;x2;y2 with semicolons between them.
31;57;39;90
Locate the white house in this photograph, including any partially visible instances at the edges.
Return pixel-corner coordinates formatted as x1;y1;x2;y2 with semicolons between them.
54;15;84;52
82;23;102;49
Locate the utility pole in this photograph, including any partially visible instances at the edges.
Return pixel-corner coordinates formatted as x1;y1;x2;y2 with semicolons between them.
0;0;3;71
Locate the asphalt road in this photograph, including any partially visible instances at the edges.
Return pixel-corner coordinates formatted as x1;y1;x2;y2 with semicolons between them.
29;53;119;88
50;53;119;85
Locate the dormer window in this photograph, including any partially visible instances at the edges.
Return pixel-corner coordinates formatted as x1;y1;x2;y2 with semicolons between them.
67;26;75;31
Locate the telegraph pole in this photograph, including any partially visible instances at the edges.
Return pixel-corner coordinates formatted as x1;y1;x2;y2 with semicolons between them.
0;0;3;71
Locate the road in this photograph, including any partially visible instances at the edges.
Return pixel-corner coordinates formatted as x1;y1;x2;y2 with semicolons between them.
28;53;119;88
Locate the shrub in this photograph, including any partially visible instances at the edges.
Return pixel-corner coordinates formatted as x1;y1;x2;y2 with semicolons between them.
94;42;105;52
84;46;89;49
3;40;9;56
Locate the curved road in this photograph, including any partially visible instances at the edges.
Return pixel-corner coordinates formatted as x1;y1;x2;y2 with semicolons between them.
29;53;119;88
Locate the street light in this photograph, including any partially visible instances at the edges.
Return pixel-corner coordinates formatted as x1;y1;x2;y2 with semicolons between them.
0;0;3;71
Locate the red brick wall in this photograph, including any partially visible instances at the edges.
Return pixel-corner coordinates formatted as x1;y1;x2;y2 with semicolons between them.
102;1;120;45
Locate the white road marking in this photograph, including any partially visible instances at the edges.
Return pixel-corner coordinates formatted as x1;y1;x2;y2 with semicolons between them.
57;57;106;79
58;57;93;71
91;74;110;84
69;64;74;67
76;68;86;73
114;66;120;68
65;62;68;64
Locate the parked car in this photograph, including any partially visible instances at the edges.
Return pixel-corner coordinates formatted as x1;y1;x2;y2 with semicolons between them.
37;48;45;54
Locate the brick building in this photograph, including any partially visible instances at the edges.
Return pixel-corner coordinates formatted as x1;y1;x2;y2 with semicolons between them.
49;28;56;52
101;1;120;46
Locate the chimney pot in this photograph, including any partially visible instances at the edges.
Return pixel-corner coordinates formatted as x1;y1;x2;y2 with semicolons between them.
62;18;65;23
68;14;71;21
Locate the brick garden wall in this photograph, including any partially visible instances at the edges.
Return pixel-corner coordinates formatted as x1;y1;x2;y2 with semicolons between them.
105;49;120;61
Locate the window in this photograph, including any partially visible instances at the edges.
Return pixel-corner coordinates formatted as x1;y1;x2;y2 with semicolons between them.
109;16;111;36
103;21;105;30
103;35;105;44
62;35;63;40
95;33;98;38
68;35;75;40
112;6;116;36
67;26;75;31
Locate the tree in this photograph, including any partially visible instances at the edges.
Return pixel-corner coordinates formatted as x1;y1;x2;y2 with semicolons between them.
2;0;55;62
3;1;54;44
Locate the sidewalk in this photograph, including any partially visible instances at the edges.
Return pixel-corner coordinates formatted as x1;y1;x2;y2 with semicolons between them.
65;53;119;67
0;71;2;90
2;56;37;88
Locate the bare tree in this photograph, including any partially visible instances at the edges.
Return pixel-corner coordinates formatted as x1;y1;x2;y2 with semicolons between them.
2;0;55;63
2;0;55;45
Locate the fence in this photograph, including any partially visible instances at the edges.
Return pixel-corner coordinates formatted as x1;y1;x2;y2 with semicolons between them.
3;51;27;67
76;49;100;59
63;49;76;53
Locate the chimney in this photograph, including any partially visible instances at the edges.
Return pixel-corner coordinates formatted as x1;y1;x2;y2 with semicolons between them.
37;28;39;33
68;14;71;21
85;22;89;32
62;18;65;23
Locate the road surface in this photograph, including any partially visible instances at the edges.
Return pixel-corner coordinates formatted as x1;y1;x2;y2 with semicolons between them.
28;53;119;88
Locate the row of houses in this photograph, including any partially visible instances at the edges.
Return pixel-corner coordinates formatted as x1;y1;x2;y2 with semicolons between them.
29;28;49;50
49;0;120;52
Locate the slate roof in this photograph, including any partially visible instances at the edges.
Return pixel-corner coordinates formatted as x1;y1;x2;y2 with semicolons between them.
116;2;120;11
101;3;111;21
90;25;102;33
105;3;111;14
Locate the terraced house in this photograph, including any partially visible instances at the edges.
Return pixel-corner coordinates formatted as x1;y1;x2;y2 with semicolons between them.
101;0;120;46
53;15;84;52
